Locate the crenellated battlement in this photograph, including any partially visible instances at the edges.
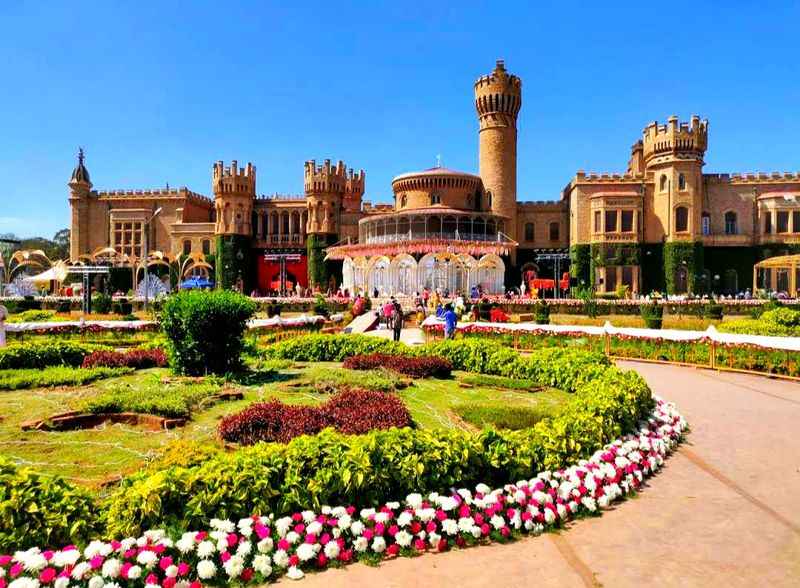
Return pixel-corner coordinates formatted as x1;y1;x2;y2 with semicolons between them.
304;159;365;196
574;171;641;183
474;60;521;129
95;187;211;205
642;115;708;164
517;200;568;209
474;59;522;92
212;160;256;197
705;171;800;185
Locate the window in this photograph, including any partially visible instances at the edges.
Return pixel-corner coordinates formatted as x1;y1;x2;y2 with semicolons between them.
604;210;617;232
621;266;634;288
777;210;789;233
487;193;493;208
724;211;738;235
112;221;143;258
794;211;800;233
594;210;601;232
399;194;407;208
621;210;634;233
182;240;192;256
660;175;668;192
678;173;686;190
605;268;617;293
675;206;689;232
524;223;534;241
202;239;211;255
549;222;559;241
764;212;772;234
431;193;441;205
701;212;711;236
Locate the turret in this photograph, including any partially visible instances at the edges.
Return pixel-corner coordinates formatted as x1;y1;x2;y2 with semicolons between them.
68;148;92;260
304;159;363;233
212;160;256;235
642;115;708;167
475;60;521;240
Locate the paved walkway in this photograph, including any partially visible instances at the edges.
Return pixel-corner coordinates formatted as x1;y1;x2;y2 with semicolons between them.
278;360;800;586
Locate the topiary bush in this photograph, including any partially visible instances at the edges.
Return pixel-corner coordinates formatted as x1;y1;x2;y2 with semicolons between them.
92;292;112;314
640;302;664;329
262;333;405;362
159;290;257;375
0;457;100;551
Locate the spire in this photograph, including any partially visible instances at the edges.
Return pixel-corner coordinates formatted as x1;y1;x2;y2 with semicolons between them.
69;147;91;185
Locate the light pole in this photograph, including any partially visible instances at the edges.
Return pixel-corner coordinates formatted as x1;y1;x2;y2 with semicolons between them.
143;207;162;311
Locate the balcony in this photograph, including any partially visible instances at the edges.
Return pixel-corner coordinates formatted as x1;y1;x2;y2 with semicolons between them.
253;234;305;248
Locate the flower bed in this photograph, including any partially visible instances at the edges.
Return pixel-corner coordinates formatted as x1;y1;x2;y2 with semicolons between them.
218;389;412;445
0;398;685;586
81;349;168;370
343;353;452;378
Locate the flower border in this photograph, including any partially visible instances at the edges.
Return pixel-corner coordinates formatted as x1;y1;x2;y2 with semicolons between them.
0;398;686;588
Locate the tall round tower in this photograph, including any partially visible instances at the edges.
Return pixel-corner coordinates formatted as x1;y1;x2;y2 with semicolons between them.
475;60;521;242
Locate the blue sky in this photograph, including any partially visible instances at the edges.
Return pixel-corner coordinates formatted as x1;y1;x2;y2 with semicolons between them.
2;1;799;238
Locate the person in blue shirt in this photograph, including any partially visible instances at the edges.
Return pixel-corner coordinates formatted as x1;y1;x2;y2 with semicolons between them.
443;303;457;339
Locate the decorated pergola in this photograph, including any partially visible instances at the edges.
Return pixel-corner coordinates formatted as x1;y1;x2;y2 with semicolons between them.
753;254;800;297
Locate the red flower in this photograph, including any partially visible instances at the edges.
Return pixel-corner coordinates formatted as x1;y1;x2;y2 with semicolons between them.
38;568;56;584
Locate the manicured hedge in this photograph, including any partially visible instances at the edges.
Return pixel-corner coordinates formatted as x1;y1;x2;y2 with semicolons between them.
218;389;412;445
0;341;105;370
262;333;406;362
81;349;168;369
343;353;452;378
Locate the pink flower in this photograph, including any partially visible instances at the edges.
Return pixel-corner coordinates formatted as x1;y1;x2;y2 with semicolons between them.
163;578;176;588
39;568;56;583
177;562;190;577
500;527;510;538
437;539;449;552
226;533;238;547
0;555;11;566
42;551;54;561
120;563;132;578
288;555;300;567
480;524;490;536
195;531;207;541
159;557;173;571
220;552;231;563
277;539;290;551
426;521;437;533
9;563;22;578
374;523;385;535
362;528;374;540
387;525;399;537
317;554;328;568
291;513;303;523
89;555;104;569
241;568;254;582
319;533;331;545
145;572;159;585
386;544;400;557
305;534;318;544
435;510;447;521
255;524;270;539
294;524;305;535
413;539;427;551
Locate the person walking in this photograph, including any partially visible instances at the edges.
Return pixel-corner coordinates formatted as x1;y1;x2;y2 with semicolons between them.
443;303;457;340
391;300;403;342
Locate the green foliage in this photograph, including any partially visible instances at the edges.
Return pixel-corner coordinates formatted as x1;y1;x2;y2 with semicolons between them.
307;234;340;288
92;292;112;314
590;243;641;268
313;293;330;317
569;244;591;288
574;286;599;318
215;234;252;291
718;306;800;336
263;334;406;362
457;373;541;390
159;290;257;375
0;366;132;390
296;365;402;393
663;241;703;294
6;309;62;323
83;377;223;418
640;303;664;329
0;341;105;370
453;402;557;430
0;457;100;551
534;300;550;324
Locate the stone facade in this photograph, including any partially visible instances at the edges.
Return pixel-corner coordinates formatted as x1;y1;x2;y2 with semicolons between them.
68;60;799;295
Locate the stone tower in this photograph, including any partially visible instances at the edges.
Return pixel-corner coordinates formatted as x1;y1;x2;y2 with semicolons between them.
212;160;256;291
68;148;92;261
212;160;256;235
304;158;364;288
475;60;522;241
642;115;708;241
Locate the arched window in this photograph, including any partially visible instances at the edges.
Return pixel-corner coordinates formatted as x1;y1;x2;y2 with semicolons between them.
724;211;738;235
524;223;534;242
182;240;192;256
399;194;407;208
431;193;441;205
678;173;687;190
487;192;493;208
660;175;668;192
701;212;711;236
202;239;210;255
675;206;689;232
549;222;559;241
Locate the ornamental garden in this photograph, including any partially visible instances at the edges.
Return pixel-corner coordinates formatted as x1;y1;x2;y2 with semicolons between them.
8;286;781;587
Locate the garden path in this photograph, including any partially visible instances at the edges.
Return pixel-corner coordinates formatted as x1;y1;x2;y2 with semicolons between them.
277;361;800;587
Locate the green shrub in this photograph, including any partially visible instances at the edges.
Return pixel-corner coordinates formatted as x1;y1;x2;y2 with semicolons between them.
112;299;133;315
92;293;112;314
0;366;132;390
0;341;105;370
534;301;550;325
703;303;724;321
263;334;405;362
719;306;800;336
160;290;257;375
297;365;402;393
0;457;100;551
313;293;330;317
6;309;58;323
83;377;223;419
640;303;663;329
453;402;557;430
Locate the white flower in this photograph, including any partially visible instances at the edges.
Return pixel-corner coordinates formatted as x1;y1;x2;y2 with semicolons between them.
88;576;105;588
136;551;157;569
126;566;141;580
71;563;91;581
371;537;386;553
490;515;505;530
337;514;352;530
84;541;112;560
104;582;122;588
275;517;292;537
54;578;70;588
236;541;252;557
196;560;216;580
457;517;474;533
359;508;376;519
257;538;274;553
223;555;244;578
323;542;340;559
405;493;423;509
9;579;40;588
286;531;301;545
416;508;436;522
175;538;194;554
196;541;215;559
395;530;413;547
350;521;365;536
581;497;597;512
470;525;482;538
272;550;289;568
53;550;81;568
306;521;323;536
164;565;178;578
544;508;556;524
374;512;390;524
439;497;458;511
397;512;413;528
441;519;458;536
385;502;400;510
210;519;235;533
353;537;368;553
287;566;304;580
253;554;272;576
428;532;441;547
475;483;491;494
301;510;316;523
101;559;121;578
296;543;316;562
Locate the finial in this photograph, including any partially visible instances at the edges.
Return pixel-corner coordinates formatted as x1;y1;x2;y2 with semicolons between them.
495;59;506;72
436;154;442;168
166;182;170;190
77;147;85;165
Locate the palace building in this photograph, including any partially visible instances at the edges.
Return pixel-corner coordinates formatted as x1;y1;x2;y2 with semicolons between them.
68;60;800;296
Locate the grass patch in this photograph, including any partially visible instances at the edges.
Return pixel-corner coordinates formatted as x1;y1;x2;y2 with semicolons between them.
0;366;134;391
82;375;224;419
457;373;542;391
284;365;406;394
453;402;557;430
